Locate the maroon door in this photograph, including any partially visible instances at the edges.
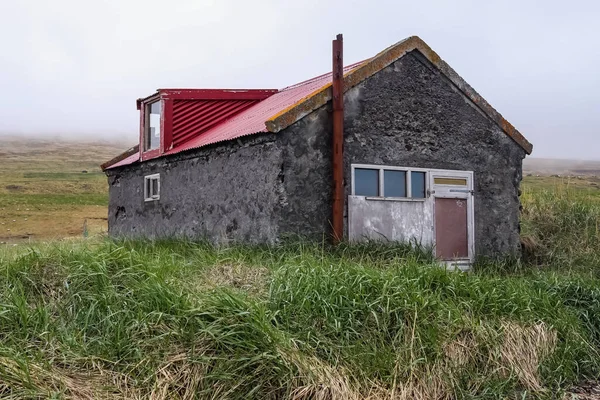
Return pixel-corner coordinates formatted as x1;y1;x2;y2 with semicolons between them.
435;198;468;259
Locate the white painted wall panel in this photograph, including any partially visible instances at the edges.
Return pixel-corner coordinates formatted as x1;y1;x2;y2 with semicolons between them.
348;196;434;245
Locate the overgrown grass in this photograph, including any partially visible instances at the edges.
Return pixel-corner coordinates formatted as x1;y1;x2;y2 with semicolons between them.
0;238;599;399
520;182;600;273
1;184;600;399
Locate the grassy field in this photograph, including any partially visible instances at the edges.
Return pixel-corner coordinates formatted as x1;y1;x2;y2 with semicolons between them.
0;136;127;243
1;234;599;398
1;138;600;398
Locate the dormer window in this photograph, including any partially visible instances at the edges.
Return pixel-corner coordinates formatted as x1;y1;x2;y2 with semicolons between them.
145;101;161;151
137;89;277;162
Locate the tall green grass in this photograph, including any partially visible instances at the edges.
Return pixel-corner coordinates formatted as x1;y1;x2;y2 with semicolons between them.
1;239;599;399
0;185;599;399
521;183;600;272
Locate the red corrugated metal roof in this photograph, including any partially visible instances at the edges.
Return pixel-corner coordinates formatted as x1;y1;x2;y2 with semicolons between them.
109;152;139;169
105;35;534;171
171;99;261;148
105;61;365;169
166;61;364;155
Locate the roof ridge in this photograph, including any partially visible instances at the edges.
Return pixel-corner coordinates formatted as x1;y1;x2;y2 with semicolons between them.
265;36;532;155
103;35;532;170
279;60;368;92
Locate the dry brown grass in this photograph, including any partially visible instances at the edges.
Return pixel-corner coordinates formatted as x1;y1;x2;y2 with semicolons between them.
352;321;556;400
0;320;556;400
0;205;107;243
0;136;122;243
566;381;600;400
202;263;271;296
443;331;478;369
496;321;558;392
0;357;140;399
282;348;361;400
148;352;210;400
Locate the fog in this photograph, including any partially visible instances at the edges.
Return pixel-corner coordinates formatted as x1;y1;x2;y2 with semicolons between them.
1;0;598;159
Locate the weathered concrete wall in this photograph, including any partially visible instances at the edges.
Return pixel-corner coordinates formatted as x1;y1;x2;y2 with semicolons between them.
106;48;525;257
276;107;333;239
105;110;333;243
342;50;526;257
106;135;286;243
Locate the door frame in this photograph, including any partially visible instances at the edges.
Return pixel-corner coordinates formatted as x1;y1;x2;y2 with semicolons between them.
429;170;475;270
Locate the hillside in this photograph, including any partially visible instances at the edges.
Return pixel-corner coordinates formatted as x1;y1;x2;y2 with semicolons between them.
1;231;600;398
524;157;600;177
0;136;129;243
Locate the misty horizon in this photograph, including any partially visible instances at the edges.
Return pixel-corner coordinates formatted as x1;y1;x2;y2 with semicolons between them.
1;0;599;161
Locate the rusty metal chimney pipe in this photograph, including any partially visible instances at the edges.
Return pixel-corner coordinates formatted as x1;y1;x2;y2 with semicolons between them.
332;34;344;244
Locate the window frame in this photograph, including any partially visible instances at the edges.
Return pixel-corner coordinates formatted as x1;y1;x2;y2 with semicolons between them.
138;93;170;162
144;173;160;202
144;100;162;152
351;164;429;201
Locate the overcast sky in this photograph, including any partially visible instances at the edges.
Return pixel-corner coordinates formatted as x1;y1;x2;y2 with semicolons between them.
1;0;598;159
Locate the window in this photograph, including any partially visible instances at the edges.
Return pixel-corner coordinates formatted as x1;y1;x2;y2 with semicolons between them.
144;174;160;201
411;171;426;199
145;101;161;151
354;168;379;196
433;177;467;186
352;165;427;199
384;170;406;197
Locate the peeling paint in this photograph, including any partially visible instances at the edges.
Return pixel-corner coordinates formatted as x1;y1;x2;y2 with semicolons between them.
349;196;434;245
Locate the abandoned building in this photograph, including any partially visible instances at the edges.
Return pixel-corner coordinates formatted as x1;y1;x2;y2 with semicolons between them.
102;35;533;268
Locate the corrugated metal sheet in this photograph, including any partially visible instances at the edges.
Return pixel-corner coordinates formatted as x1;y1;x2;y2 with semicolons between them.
171;99;259;148
106;61;365;169
109;152;139;169
165;61;365;156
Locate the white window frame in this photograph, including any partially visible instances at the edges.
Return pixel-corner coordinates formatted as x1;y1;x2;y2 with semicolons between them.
144;100;162;151
351;164;429;201
144;173;160;202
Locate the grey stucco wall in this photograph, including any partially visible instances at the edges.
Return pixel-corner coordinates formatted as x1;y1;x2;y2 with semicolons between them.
276;107;333;239
105;110;333;243
106;135;286;243
342;51;526;257
106;49;525;256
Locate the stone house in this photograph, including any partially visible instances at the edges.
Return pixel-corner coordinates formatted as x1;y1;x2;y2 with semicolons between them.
102;36;532;268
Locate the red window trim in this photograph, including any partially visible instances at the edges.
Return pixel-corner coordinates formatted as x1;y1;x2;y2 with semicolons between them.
162;98;174;151
139;95;173;160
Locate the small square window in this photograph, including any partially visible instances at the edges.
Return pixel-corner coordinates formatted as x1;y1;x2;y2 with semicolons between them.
384;170;406;197
144;174;160;201
354;168;379;196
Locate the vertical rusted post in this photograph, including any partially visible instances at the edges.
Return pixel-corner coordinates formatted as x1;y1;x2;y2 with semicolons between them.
332;34;344;244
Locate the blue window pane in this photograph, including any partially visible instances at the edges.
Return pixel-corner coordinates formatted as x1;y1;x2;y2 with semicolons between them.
411;171;426;198
384;170;406;197
354;168;379;196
